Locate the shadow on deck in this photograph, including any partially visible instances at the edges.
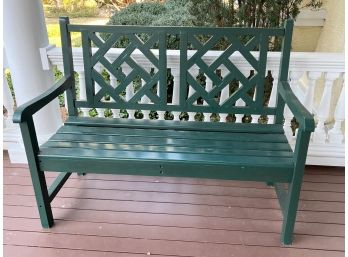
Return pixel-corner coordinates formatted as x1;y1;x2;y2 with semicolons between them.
3;151;344;257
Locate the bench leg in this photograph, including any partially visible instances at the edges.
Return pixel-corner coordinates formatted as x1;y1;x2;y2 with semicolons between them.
29;168;54;228
19;119;54;228
77;172;86;176
281;130;311;245
280;173;304;245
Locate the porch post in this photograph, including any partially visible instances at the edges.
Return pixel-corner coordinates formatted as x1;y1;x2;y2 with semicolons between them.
4;0;62;163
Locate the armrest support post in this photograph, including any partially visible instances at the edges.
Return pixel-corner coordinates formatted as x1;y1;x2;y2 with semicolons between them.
278;81;315;132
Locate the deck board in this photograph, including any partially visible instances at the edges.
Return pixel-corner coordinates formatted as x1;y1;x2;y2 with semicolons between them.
3;151;344;257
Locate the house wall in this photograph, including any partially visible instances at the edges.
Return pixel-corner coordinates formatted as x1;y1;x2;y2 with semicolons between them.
292;27;322;52
291;0;344;52
315;0;344;52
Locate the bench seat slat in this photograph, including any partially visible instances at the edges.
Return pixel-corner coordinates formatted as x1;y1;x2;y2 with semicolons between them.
56;125;288;143
39;155;293;182
42;141;293;158
44;134;291;151
39;120;294;183
39;147;293;166
65;117;285;134
52;128;287;144
46;132;292;151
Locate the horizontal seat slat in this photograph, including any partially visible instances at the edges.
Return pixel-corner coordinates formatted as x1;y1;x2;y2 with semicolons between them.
38;148;293;183
42;141;293;158
40;118;294;182
46;133;292;151
65;117;285;134
39;147;293;166
57;125;288;143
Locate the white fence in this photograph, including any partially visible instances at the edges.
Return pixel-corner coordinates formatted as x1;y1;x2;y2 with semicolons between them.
4;48;345;166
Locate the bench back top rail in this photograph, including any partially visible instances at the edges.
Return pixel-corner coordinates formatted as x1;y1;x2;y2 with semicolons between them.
59;17;293;116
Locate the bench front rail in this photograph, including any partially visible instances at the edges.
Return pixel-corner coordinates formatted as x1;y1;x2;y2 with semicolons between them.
13;17;314;245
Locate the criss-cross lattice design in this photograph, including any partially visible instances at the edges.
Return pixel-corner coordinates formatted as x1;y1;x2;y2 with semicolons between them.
181;31;269;112
81;29;167;107
69;25;284;115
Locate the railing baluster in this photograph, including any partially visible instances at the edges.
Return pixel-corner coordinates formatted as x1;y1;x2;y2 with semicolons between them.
78;71;89;117
109;73;119;118
171;69;181;121
140;77;151;120
283;71;303;137
251;87;259;124
94;65;105;118
157;68;166;120
235;70;249;123
305;71;321;114
187;68;197;121
313;72;340;143
328;80;345;144
267;69;279;124
122;66;135;119
203;76;213;122
219;69;229;122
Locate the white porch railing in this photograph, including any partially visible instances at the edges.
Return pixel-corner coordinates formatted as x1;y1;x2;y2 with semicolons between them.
4;48;345;166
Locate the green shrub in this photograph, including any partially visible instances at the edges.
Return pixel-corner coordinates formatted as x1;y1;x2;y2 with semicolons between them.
107;0;194;49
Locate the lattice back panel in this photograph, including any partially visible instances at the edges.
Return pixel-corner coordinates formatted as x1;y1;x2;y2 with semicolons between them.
65;24;286;116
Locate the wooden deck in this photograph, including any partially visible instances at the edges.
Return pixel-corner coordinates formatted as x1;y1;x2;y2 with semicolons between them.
3;151;344;257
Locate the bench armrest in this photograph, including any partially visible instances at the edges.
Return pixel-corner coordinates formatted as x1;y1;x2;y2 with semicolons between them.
13;76;73;123
278;81;315;132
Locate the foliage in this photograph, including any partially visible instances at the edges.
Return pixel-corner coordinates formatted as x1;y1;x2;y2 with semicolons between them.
107;1;194;29
190;0;322;27
44;0;99;18
189;0;322;50
94;0;135;11
105;0;195;51
5;70;16;107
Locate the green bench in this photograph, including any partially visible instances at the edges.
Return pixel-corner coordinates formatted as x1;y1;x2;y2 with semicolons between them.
13;17;314;245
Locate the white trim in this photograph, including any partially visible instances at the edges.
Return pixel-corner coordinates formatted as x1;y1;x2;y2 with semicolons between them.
39;44;56;70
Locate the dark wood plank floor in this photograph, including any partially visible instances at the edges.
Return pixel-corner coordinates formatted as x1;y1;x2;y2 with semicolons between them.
3;151;344;257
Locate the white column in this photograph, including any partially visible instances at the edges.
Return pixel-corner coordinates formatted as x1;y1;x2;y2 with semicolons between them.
4;0;62;163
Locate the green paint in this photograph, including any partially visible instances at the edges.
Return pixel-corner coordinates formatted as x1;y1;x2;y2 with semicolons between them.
12;18;314;245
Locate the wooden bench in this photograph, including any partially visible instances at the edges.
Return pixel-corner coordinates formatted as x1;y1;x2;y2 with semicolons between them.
13;17;315;245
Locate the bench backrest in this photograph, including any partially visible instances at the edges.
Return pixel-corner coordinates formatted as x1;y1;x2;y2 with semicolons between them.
59;17;293;120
